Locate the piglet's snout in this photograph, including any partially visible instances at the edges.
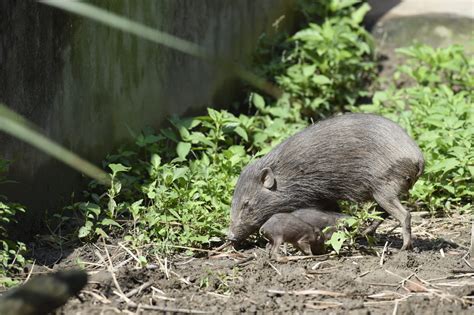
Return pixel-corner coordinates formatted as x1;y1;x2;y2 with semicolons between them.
227;231;237;242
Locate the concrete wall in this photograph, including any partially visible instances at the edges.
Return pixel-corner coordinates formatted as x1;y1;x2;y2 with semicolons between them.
366;0;474;51
0;0;295;232
367;0;474;21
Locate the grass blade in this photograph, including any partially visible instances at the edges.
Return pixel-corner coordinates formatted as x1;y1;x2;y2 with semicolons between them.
0;104;111;186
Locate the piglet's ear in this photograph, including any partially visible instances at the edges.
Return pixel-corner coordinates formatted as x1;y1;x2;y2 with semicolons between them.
260;167;276;190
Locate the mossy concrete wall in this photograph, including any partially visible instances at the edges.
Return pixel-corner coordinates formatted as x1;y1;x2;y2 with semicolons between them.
0;0;295;233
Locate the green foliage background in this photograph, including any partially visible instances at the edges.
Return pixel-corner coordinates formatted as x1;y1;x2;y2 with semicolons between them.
72;0;473;255
0;0;472;276
0;160;27;286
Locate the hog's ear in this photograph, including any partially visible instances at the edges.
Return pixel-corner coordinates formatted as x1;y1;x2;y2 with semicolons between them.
260;167;276;190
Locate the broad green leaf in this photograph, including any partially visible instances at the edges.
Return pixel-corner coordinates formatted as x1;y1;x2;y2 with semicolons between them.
312;75;332;85
79;202;101;217
151;154;161;168
107;197;117;215
328;231;346;254
444;185;455;194
101;218;122;228
372;91;388;105
78;221;93;238
137;134;161;146
169;208;181;220
161;129;179;142
234;127;248;141
351;3;371;24
108;163;130;175
344;217;357;227
188;132;214;146
94;227;108;239
427;158;459;174
302;64;316;77
331;0;360;11
252;93;266;110
176;142;192;160
172;167;188;181
292;28;323;42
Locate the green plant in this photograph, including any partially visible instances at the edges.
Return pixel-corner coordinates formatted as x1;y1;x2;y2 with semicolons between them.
67;1;473;256
69;1;382;255
326;203;382;253
77;163;129;240
0;159;28;288
354;44;474;213
395;44;474;90
260;1;376;116
298;0;368;21
198;268;240;295
73;109;250;249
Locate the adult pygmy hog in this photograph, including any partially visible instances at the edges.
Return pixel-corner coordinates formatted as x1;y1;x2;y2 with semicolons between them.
228;113;424;250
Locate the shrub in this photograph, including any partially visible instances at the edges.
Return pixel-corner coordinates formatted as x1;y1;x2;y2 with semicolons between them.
354;44;474;213
255;0;376;116
70;3;472;256
0;159;27;287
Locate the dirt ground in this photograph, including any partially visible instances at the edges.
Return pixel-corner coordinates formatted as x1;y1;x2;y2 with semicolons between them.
19;212;471;314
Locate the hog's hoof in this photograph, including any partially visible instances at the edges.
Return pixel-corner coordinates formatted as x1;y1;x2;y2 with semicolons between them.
400;242;413;251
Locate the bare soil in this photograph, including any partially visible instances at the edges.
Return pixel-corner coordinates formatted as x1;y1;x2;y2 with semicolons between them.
22;212;474;314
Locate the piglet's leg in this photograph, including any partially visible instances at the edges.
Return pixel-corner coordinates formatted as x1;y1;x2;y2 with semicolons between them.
295;238;312;256
270;237;283;259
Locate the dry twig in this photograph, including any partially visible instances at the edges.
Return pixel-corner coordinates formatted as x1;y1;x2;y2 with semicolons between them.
266;261;282;276
118;242;142;266
24;261;35;283
125;280;153;298
380;241;389;266
102;239;134;305
267;289;345;297
82;290;111;304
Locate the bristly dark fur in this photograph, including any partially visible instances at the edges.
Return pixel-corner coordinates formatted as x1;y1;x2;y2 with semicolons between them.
229;113;424;249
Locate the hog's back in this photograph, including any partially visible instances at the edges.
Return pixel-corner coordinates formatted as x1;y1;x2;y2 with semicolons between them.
263;113;424;202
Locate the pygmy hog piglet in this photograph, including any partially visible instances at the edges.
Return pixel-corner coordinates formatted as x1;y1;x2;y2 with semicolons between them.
259;213;325;259
229;113;424;250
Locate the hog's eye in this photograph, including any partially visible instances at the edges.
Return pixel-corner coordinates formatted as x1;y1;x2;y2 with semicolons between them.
243;200;250;208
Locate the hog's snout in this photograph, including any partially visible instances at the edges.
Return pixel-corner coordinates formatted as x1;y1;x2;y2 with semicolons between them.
227;222;257;243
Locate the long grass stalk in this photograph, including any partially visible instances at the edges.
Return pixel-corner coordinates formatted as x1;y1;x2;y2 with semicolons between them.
0;104;110;186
